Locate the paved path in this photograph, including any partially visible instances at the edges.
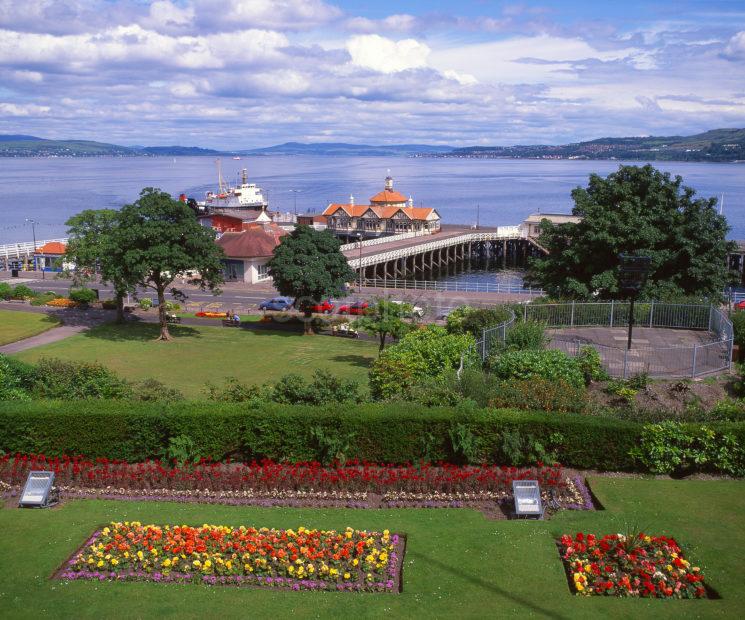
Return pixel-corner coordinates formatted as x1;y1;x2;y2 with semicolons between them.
0;303;112;353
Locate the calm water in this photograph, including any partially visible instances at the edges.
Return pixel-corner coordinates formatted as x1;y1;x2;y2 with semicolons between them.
0;156;743;246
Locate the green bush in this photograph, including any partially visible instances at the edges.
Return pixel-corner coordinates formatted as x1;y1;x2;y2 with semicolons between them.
139;298;153;310
630;421;745;476
369;325;477;399
0;282;13;300
731;310;745;349
11;284;35;300
272;370;362;406
502;321;549;351
68;288;97;305
131;378;184;402
164;301;181;311
0;355;33;401
0;400;658;470
29;291;62;306
490;349;585;389
101;299;118;310
445;305;512;336
576;345;608;383
31;358;132;400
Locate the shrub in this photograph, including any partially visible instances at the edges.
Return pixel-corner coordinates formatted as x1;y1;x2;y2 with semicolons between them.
273;370;362;406
488;377;587;413
205;378;272;404
446;305;512;336
369;325;477;399
101;299;118;310
31;358;133;400
139;298;153;310
500;429;564;466
502;321;549;351
131;378;184;402
164;301;181;311
0;400;655;470
576;345;608;383
68;287;97;305
731;310;745;349
490;349;585;389
708;399;745;422
0;355;33;401
11;284;35;300
0;282;12;300
630;421;745;476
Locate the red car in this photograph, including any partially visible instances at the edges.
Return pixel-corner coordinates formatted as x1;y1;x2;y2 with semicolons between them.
337;301;369;315
309;299;335;314
736;300;745;310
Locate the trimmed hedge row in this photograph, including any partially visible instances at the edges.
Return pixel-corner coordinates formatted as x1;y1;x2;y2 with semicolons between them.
0;401;695;471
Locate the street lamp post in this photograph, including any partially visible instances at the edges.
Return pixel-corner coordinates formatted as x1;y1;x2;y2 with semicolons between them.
289;189;301;218
357;232;363;292
25;218;41;278
618;254;651;350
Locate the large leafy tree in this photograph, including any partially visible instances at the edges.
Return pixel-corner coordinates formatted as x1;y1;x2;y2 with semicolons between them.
64;209;134;323
354;299;412;353
526;165;735;300
267;225;356;335
109;188;225;340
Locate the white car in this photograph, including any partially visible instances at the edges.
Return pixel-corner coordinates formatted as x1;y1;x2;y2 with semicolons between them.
391;300;424;318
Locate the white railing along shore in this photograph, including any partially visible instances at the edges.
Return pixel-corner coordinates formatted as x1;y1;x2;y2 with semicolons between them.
0;238;68;260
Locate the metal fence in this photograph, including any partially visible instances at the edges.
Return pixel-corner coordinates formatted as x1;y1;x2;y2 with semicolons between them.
362;278;543;295
472;301;733;379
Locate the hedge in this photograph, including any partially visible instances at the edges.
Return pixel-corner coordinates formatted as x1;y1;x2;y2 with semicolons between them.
1;401;744;471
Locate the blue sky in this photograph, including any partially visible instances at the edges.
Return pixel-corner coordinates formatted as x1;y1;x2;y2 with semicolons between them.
0;0;743;148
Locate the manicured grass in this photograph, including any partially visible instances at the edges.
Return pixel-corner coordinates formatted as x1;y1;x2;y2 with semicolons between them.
0;478;742;618
0;309;60;346
14;322;377;397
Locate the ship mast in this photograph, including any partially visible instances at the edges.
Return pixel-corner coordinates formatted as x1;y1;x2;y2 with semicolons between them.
215;159;226;194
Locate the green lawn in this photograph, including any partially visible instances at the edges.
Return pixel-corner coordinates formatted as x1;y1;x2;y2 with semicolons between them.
0;309;60;346
14;322;377;397
0;478;742;619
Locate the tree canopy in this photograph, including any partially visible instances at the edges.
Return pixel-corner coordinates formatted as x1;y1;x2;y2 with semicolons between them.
354;299;412;352
64;209;133;323
108;188;225;340
526;165;735;300
267;225;356;334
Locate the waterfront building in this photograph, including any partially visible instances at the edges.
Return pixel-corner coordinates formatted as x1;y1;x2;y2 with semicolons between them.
519;213;582;237
323;175;441;241
197;210;272;235
33;241;68;272
215;222;286;283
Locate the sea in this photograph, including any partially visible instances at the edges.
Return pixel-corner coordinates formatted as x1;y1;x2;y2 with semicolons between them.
0;156;742;285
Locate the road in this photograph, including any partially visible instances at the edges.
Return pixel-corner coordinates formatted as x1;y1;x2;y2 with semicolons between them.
1;272;535;318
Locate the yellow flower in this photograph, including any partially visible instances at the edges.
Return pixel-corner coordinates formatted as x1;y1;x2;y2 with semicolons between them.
344;572;351;579
97;560;105;568
111;559;119;566
352;559;359;566
576;583;585;592
137;551;144;561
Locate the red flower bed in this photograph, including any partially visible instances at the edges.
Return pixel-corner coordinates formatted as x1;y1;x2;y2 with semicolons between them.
559;532;707;598
1;453;566;496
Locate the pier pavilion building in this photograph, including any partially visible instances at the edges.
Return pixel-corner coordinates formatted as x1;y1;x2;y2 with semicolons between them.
323;175;441;241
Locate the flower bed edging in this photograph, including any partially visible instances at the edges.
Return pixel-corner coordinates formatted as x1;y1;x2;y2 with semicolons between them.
57;523;406;593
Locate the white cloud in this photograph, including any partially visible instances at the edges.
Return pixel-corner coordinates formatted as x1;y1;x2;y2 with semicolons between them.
346;34;430;73
12;70;44;83
724;31;745;59
0;102;51;116
144;1;195;32
194;0;341;32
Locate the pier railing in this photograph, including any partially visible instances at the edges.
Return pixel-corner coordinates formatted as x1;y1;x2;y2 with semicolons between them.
361;277;543;295
0;238;68;262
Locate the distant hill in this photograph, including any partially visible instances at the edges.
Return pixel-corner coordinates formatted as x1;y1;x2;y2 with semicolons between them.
443;128;745;162
239;142;454;156
1;129;743;160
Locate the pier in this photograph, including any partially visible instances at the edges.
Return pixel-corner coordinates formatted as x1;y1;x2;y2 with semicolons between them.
341;224;546;281
0;238;68;271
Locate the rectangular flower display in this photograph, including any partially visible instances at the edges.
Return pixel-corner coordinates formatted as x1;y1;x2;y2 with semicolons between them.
558;532;707;598
59;522;404;593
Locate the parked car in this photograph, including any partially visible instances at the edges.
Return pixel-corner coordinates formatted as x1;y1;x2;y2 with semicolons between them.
391;300;425;318
308;299;335;314
736;300;745;310
337;300;369;315
258;296;294;311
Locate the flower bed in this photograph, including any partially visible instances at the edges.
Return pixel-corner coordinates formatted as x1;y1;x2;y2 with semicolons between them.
558;532;708;598
59;522;404;593
46;297;78;308
1;454;591;512
195;311;226;318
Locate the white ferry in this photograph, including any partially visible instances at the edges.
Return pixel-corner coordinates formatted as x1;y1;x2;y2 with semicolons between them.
200;162;268;211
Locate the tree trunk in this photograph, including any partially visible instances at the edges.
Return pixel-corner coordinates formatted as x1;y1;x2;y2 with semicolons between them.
304;309;314;335
157;285;171;341
115;292;125;324
379;332;387;353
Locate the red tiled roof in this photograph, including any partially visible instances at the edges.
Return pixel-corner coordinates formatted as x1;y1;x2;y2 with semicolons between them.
322;204;437;221
216;224;287;258
35;241;66;255
369;190;407;204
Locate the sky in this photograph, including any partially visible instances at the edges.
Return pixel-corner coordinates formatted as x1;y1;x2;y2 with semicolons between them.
0;0;744;149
